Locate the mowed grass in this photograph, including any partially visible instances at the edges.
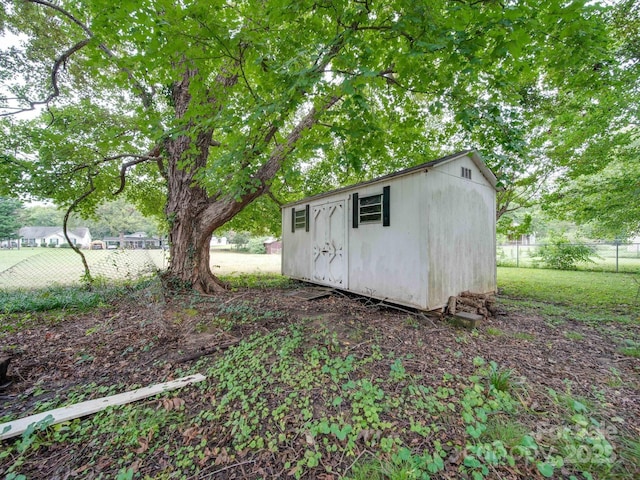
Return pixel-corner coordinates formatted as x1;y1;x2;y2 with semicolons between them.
497;267;640;322
0;248;43;271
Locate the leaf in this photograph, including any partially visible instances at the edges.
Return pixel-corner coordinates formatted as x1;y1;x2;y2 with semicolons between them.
520;435;538;448
305;431;315;446
134;436;149;454
214;447;230;465
162;397;185;411
537;462;555;478
182;426;200;444
463;455;481;468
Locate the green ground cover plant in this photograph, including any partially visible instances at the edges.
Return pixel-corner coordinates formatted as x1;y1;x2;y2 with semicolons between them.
5;324;618;479
1;270;638;478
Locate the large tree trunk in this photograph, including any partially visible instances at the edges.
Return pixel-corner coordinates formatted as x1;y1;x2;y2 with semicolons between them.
163;68;252;293
164;129;224;293
163;68;224;293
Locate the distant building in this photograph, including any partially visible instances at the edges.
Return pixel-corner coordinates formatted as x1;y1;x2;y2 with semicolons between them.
19;226;92;249
210;236;228;246
264;238;282;255
103;232;164;249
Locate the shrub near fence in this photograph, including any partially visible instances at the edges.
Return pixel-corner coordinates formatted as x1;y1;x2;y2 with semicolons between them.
497;242;640;273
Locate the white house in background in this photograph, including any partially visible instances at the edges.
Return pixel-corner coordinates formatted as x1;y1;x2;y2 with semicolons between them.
19;226;92;249
210;236;228;246
103;232;164;249
281;150;498;311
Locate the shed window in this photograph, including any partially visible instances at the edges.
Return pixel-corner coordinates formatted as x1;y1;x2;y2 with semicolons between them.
359;194;383;223
461;167;472;179
291;205;310;232
353;186;390;227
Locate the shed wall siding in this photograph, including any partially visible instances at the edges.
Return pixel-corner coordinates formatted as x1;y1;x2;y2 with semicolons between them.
425;157;496;307
346;173;428;309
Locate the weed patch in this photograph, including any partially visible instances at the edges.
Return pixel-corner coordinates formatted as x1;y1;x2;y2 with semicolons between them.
0;277;159;314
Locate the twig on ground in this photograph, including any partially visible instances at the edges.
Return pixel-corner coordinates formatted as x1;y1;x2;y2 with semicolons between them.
192;459;257;479
174;339;241;364
342;448;371;477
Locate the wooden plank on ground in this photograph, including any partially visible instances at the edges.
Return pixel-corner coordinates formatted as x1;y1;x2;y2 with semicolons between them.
0;373;206;441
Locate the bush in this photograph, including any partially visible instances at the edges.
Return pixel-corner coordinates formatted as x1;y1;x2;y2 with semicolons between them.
247;237;268;254
532;235;596;270
229;231;250;250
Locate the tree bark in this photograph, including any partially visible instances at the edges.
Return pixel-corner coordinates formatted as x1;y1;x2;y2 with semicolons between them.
163;68;222;293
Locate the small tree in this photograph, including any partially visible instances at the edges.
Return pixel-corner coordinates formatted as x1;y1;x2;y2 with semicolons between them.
0;197;23;248
532;234;596;270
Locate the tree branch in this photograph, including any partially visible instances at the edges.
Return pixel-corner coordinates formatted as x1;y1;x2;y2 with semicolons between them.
266;189;283;207
199;95;343;231
253;95;343;188
26;0;154;109
113;154;160;195
0;38;90;117
62;172;96;285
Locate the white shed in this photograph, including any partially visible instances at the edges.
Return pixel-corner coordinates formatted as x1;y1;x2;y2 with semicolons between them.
281;150;498;311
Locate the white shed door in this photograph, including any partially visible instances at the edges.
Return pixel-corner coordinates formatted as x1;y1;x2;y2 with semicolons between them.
312;201;346;288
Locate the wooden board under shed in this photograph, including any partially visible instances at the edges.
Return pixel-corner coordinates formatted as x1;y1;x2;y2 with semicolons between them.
284;287;334;301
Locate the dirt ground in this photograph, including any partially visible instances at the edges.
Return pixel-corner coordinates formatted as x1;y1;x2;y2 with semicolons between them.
1;281;639;479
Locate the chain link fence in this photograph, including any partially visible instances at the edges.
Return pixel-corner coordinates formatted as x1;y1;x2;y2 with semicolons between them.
0;248;282;291
2;242;636;291
498;242;640;273
0;248;169;290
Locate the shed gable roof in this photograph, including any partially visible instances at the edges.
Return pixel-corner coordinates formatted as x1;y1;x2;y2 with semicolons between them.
283;149;497;208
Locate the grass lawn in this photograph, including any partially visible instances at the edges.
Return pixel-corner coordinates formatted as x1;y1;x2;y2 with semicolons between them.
0;248;281;289
497;245;640;273
498;267;639;313
0;249;44;271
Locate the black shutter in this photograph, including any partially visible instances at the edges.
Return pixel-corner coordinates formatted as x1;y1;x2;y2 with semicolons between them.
352;193;359;228
305;204;310;232
383;186;390;227
291;207;296;233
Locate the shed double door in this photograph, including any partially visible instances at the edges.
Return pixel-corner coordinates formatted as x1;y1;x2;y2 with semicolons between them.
312;200;346;288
